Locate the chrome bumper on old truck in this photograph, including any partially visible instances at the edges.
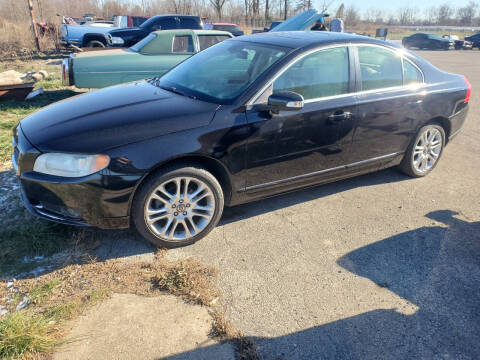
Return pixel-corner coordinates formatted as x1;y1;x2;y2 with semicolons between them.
61;54;75;86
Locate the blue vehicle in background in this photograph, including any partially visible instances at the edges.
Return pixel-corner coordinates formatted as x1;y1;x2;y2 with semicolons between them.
252;9;329;34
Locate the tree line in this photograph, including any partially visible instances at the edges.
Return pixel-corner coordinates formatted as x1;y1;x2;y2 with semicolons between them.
1;0;479;27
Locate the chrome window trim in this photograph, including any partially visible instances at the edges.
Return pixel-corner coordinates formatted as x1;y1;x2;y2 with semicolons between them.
247;42;426;106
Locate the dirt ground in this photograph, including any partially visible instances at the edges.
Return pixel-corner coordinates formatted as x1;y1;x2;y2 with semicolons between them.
53;293;235;360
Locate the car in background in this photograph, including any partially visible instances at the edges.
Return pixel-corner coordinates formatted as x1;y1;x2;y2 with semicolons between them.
59;15;149;48
20;32;470;248
464;32;480;49
402;33;452;50
114;14;150;28
252;21;282;33
442;34;473;50
205;23;244;36
107;15;203;47
252;9;328;34
62;30;232;88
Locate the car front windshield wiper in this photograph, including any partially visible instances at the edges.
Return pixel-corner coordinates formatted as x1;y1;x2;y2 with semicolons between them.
159;85;186;96
155;81;197;100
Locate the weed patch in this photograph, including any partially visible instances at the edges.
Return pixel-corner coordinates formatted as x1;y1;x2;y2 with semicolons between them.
0;311;56;359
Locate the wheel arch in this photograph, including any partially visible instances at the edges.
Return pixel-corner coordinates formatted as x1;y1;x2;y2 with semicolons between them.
127;154;234;216
424;116;451;144
82;33;107;47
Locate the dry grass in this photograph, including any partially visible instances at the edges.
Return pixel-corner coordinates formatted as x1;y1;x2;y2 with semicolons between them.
0;248;259;359
0;20;58;58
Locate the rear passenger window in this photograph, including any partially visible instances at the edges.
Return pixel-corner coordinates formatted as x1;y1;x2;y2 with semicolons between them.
358;46;403;91
198;35;231;51
273;47;350;100
172;36;194;53
404;60;423;84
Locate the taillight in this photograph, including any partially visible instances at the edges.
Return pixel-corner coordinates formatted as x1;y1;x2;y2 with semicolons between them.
464;75;471;103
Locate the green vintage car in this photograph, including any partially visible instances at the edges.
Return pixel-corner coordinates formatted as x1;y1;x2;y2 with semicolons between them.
61;29;233;88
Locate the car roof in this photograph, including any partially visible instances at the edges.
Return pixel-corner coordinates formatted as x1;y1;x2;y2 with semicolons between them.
149;14;200;19
152;29;232;36
212;22;238;26
233;31;400;50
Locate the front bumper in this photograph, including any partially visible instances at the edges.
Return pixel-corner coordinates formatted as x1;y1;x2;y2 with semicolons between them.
13;126;140;230
19;172;131;229
61;54;74;86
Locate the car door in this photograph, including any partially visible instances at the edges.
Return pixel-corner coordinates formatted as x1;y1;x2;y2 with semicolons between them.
349;45;426;167
244;46;357;190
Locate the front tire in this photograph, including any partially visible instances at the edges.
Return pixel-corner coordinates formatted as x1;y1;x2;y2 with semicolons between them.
132;164;224;248
399;124;445;177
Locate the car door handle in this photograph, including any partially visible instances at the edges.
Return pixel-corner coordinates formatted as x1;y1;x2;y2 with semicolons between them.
328;111;352;122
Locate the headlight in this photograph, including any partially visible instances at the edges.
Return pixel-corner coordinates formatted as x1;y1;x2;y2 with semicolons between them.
33;153;110;177
110;36;124;45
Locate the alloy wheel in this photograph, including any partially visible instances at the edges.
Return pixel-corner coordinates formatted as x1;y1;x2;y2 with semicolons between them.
412;128;443;173
144;176;215;241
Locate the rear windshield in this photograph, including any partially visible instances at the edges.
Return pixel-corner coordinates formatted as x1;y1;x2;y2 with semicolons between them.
130;33;157;52
198;35;231;51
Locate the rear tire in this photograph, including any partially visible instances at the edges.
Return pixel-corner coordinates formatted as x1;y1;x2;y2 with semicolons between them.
398;124;445;177
86;40;105;48
132;164;224;248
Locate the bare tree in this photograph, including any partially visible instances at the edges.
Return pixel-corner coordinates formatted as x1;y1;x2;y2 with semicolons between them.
344;5;359;26
424;6;438;25
209;0;227;19
437;3;453;24
398;7;415;25
457;1;478;25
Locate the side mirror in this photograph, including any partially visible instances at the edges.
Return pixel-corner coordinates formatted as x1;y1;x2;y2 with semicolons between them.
267;91;304;113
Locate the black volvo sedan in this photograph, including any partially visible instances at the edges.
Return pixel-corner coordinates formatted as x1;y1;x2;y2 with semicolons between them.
13;32;470;247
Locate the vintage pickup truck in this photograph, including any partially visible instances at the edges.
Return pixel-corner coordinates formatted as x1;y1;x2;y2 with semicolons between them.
62;29;232;88
59;15;149;48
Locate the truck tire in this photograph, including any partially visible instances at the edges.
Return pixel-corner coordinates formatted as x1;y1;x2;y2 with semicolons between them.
86;40;105;48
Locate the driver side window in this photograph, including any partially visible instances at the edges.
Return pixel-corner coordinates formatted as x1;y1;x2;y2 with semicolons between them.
273;47;350;100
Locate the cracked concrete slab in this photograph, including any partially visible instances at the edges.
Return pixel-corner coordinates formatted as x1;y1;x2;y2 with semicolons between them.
53;293;235;360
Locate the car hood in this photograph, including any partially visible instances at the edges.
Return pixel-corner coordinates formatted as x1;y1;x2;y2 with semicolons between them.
20;81;219;154
270;9;327;32
109;27;141;36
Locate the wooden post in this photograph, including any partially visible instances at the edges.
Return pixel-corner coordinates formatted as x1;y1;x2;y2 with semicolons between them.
27;0;40;52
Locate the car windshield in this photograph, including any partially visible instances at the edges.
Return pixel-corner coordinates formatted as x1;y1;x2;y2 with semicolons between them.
129;33;157;52
427;34;443;40
157;40;290;104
